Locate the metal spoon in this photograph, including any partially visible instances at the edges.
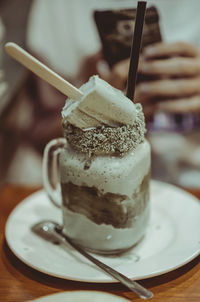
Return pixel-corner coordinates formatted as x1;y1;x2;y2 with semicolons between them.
31;220;153;299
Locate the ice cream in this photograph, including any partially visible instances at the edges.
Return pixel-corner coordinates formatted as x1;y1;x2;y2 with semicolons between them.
62;75;137;128
60;75;151;254
62;76;146;157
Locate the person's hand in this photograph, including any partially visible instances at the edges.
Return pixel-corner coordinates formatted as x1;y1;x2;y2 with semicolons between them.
136;42;200;117
98;58;129;91
99;42;200;119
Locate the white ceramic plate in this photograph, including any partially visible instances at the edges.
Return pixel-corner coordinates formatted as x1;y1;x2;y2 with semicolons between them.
5;180;200;283
28;291;130;302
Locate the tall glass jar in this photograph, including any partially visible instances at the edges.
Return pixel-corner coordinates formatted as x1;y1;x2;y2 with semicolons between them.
43;136;151;255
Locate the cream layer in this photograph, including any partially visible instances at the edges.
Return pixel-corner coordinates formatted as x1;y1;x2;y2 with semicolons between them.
59;139;151;198
62;202;150;252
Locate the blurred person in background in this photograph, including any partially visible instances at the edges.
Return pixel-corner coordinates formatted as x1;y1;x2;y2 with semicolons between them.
4;0;200;187
26;0;200;188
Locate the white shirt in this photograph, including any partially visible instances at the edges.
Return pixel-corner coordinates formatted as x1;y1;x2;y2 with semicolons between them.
27;0;200;79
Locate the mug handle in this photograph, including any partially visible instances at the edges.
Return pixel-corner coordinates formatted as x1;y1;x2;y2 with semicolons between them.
42;138;66;208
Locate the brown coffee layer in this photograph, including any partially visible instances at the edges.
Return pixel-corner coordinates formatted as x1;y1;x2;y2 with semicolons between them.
61;170;150;228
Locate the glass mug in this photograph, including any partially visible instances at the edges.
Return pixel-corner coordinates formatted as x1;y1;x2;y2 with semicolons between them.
43;137;151;254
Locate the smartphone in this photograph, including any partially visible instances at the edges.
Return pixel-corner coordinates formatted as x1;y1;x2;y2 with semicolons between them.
94;6;162;68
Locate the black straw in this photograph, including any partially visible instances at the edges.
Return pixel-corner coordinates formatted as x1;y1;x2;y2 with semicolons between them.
126;1;146;101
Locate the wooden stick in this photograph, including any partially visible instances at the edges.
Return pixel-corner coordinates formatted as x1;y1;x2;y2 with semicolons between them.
5;42;83;100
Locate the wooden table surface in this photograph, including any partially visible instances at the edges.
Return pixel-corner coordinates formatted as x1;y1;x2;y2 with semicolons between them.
0;184;200;302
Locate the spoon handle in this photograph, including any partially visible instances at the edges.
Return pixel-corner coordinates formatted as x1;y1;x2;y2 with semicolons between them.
55;227;153;299
5;42;83;100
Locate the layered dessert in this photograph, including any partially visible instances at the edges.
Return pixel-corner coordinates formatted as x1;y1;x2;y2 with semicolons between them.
60;75;151;254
